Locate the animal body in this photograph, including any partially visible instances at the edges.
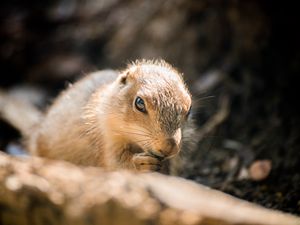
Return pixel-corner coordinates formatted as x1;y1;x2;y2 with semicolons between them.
0;60;193;173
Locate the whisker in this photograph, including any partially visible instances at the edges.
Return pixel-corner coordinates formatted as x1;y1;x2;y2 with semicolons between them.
135;139;152;144
122;126;153;135
192;95;215;104
112;130;152;138
141;142;153;149
197;96;215;101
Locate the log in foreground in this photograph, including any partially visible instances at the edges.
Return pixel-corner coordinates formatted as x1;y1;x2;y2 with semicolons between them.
0;152;299;225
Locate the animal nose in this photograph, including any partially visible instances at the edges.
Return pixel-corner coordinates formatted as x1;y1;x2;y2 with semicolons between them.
158;138;179;158
166;138;176;149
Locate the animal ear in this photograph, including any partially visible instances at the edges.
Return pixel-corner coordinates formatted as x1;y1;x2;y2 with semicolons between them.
119;64;139;85
119;70;134;85
119;71;129;85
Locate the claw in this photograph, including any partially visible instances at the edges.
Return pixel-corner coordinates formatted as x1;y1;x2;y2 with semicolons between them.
148;150;165;160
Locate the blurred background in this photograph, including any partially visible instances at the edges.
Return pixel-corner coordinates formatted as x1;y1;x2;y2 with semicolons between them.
0;0;299;215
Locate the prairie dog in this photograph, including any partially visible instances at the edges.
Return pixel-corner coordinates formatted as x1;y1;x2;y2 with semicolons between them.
1;60;192;173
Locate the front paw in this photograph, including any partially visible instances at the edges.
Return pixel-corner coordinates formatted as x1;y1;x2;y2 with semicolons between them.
132;153;162;172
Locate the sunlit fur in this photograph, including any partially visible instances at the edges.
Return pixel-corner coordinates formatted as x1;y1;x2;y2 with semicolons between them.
30;60;192;172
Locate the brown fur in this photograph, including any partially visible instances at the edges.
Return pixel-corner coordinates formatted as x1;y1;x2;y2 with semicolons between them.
4;60;193;173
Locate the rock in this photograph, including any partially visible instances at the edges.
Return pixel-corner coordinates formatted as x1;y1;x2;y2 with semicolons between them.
249;160;272;181
0;152;299;225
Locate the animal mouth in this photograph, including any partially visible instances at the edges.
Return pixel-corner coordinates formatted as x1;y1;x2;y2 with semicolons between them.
148;149;165;160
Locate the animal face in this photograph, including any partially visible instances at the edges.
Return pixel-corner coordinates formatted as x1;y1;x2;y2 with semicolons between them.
108;60;192;158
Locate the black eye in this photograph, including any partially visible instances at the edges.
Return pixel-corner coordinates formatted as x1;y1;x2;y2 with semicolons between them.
135;97;146;113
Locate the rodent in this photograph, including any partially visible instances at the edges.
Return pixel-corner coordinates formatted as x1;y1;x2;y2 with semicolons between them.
1;60;192;173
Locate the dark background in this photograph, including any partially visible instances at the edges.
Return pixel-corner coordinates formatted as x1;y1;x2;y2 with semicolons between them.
1;0;299;215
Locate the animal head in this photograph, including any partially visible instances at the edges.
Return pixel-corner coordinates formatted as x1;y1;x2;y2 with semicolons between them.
107;60;192;159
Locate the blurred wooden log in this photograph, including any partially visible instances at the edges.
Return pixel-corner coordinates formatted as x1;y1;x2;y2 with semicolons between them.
0;152;299;225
